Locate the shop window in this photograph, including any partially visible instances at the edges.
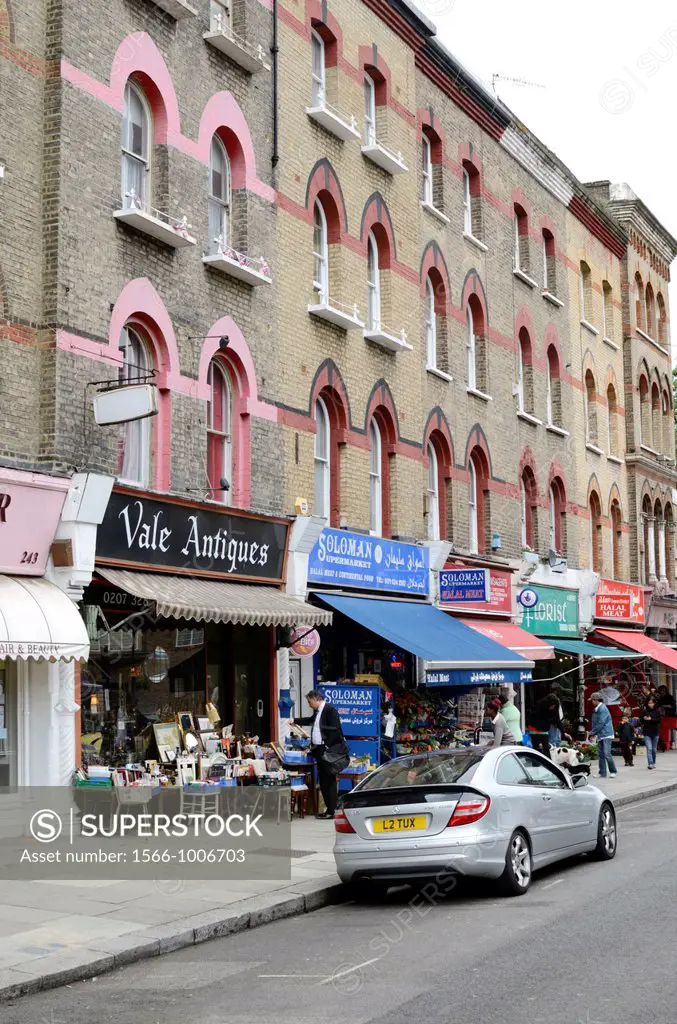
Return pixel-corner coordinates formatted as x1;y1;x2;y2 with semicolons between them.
207;359;233;503
520;466;538;551
542;228;557;294
513;204;530;274
121;81;151;211
611;499;622;580
118;326;152;487
585;370;598;445
589;491;603;574
607;384;619;457
208;134;231;255
314;396;330;521
546;345;562;427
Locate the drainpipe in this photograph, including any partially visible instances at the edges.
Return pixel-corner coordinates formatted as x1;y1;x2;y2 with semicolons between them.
271;0;279;172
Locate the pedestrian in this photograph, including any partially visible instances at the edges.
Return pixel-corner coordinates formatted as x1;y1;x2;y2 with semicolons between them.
656;685;675;715
292;690;349;818
498;693;523;743
589;692;617;779
640;696;661;770
617;712;635;767
485;699;517;746
533;685;564;747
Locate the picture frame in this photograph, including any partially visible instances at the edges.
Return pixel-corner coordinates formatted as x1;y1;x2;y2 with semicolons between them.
153;722;180;760
177;711;196;738
197;717;210;732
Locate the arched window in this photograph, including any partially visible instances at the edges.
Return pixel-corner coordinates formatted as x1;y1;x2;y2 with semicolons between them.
635;273;645;331
657;293;668;347
466;305;476;390
663;389;674;461
462;161;482;239
520;467;538;551
207;359;233;503
646;283;656;338
425;277;436;369
546;345;561;426
311;28;325;107
209;134;231;254
610;499;622;580
549;477;566;555
665;504;675;587
121;81;151;209
513;205;529;273
579;261;593;324
654;500;664;582
369;418;382;536
607;384;618;456
118;326;152;487
517;329;533;414
363;72;377;146
602;281;614;343
639;375;650;447
426;441;439;541
468;447;489;555
585;370;598;444
651;382;661;453
542;228;556;294
642;495;653;584
312;200;329;303
421;132;433;206
314;397;330;521
367;230;381;331
589;491;603;573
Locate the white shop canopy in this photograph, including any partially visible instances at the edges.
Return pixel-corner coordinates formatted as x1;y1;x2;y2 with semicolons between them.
98;568;333;628
0;575;90;662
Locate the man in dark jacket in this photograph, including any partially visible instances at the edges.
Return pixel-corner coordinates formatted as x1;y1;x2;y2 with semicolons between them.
293;690;349;818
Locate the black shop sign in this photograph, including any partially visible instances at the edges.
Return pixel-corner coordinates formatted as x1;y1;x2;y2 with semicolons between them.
96;489;289;583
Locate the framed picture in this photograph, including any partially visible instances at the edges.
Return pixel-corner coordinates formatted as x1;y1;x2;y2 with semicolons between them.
154;722;180;759
197;717;210;732
177;712;195;738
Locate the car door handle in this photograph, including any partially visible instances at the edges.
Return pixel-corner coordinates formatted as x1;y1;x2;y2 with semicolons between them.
541;794;552;802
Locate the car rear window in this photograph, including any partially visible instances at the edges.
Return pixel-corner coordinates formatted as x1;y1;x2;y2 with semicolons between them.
357;751;484;790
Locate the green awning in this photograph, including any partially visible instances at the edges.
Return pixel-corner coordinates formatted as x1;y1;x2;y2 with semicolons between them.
552;638;639;660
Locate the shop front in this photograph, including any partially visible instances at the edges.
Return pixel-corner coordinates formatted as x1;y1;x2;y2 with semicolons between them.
78;488;331;771
0;468;92;786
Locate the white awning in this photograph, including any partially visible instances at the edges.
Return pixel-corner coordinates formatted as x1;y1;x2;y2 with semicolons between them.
0;576;90;662
98;568;333;628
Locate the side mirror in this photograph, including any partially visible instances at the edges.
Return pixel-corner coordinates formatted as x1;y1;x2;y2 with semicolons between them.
573;774;588;789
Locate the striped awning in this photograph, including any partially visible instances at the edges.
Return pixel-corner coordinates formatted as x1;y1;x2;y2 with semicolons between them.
0;576;90;662
98;568;333;628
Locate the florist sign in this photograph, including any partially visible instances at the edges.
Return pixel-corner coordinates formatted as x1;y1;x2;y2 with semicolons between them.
519;586;579;637
595;579;646;626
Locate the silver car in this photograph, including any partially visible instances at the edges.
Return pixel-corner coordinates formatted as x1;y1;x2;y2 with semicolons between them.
334;746;617;897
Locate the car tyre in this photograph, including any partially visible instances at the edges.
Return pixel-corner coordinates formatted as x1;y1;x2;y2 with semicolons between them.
591;803;617;861
497;829;532;897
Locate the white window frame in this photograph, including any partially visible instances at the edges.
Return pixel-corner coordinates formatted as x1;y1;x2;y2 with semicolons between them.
207;359;233;501
367;231;381;331
363;74;377;146
466;306;476;390
520;477;528;549
121;81;151;209
427;441;440;542
422;133;433;205
468;457;478;554
208;134;231;254
311;29;325;107
369;419;383;536
118;326;151;489
549;486;557;551
210;0;232;34
517;340;525;412
462;169;472;234
312;200;329;303
514;209;521;271
314;397;331;522
546;356;553;426
425;277;436;369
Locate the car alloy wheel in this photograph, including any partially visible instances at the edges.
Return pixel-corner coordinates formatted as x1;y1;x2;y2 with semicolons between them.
601;805;616;856
510;832;531;889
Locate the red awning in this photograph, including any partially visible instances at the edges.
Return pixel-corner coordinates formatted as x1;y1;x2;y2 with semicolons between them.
460;620;555;661
594;629;677;672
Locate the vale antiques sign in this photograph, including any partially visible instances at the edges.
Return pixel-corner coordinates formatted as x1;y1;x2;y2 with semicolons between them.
96;489;289;583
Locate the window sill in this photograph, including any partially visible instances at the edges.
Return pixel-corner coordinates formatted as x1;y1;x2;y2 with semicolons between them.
640;443;661;458
546;424;570;438
463;232;488;253
203;250;272;286
636;327;669;356
580;319;599;336
204;27;269;72
308;300;364;330
517;411;542;427
114;206;197;249
426;366;453;383
586;442;604;456
361;142;408;176
603;336;620;352
150;0;196;17
542;290;564;308
467;387;492;402
421;200;450;225
607;455;622;465
513;268;539;289
306;104;360;141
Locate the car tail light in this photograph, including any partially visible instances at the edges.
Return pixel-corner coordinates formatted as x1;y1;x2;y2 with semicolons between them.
334;810;356;834
447;793;491;827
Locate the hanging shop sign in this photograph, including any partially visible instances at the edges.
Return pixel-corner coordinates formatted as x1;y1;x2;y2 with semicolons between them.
96;488;289;583
0;469;69;576
308;528;429;596
439;568;489;604
425;667;533;688
290;625;321;658
440;564;512;616
519;585;579;637
595;578;647;626
320;682;381;737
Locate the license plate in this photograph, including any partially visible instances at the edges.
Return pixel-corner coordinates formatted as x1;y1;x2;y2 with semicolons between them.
372;815;427;833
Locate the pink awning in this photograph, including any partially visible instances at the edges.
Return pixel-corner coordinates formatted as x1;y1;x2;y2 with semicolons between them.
460;620;555;661
595;629;677;672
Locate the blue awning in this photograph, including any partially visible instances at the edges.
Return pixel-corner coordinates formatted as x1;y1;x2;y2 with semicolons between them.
551;638;639;660
317;594;533;687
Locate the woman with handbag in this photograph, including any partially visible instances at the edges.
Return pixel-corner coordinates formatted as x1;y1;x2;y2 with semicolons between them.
291;690;349;819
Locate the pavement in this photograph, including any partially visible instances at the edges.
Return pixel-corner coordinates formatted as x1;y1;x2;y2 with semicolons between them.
6;787;677;1024
1;749;676;1005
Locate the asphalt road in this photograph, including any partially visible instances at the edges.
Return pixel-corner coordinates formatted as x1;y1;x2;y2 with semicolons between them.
6;792;677;1024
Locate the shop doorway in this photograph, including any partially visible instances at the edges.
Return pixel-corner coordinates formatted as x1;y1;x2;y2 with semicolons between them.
233;625;271;738
0;661;17;788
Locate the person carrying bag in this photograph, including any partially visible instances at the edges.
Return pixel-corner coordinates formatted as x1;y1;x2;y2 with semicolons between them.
291;689;349;818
